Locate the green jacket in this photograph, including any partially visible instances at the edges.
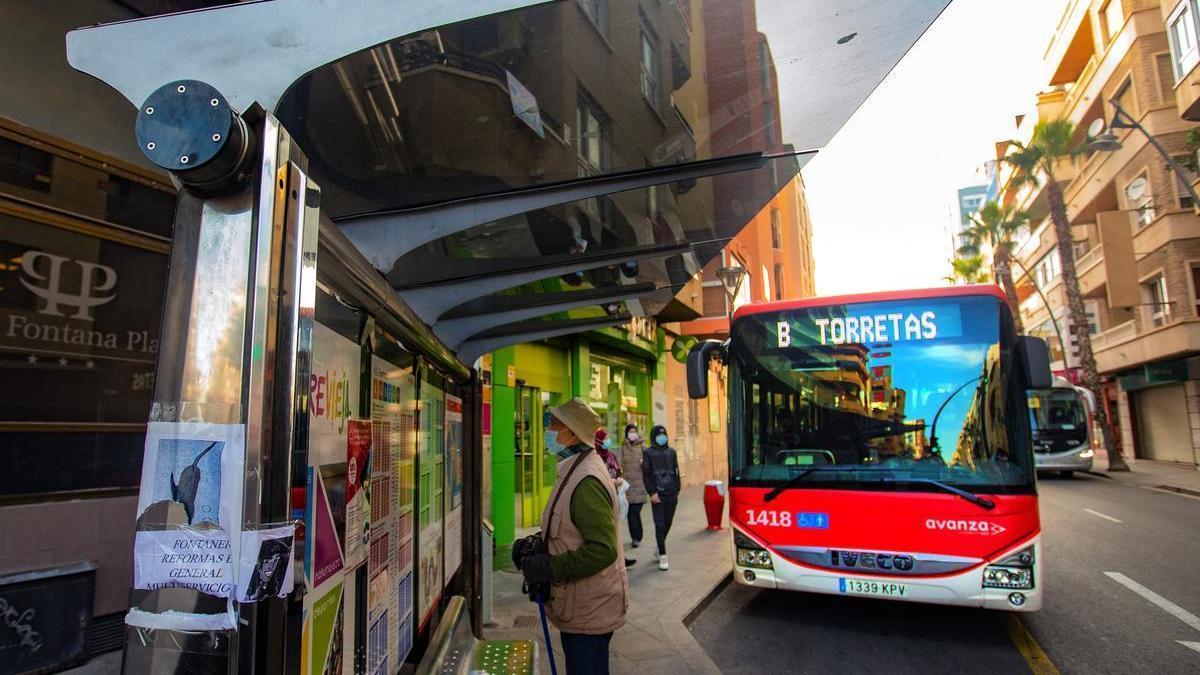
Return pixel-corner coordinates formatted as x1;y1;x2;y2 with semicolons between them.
548;475;618;581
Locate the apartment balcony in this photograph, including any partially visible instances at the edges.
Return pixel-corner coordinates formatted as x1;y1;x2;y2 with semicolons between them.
1094;315;1200;374
1075;243;1105;296
1174;51;1200;121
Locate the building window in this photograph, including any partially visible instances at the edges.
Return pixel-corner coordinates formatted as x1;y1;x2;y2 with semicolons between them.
1156;53;1177;103
1173;155;1196;209
1112;76;1136;120
1191;263;1200;316
1084;300;1102;335
769;208;782;249
763;102;777;146
773;264;784;301
761;264;771;303
1034;250;1062;288
640;22;660;109
758;41;772;96
1125;171;1155;226
1100;0;1124;44
577;0;606;37
1143;274;1171;327
576;92;607;174
1168;1;1200;80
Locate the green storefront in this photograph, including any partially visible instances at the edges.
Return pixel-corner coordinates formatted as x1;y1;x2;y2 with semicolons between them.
489;321;663;562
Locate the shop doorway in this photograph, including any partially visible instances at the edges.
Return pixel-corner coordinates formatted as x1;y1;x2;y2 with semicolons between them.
514;387;565;528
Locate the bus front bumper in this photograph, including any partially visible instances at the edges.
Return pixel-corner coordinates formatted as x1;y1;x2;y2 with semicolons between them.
1035;447;1094;472
733;538;1043;612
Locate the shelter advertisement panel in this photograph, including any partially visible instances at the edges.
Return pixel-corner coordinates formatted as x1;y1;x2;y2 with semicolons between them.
416;381;445;627
443;394;463;580
303;322;361;674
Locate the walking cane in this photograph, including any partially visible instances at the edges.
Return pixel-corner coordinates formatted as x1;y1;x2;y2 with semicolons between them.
537;592;559;675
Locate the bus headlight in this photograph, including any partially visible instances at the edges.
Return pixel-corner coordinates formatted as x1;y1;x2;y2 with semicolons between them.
734;531;773;569
983;545;1034;590
736;548;773;569
982;566;1033;589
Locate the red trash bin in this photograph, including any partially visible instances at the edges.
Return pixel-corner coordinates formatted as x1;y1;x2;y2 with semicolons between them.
703;480;725;530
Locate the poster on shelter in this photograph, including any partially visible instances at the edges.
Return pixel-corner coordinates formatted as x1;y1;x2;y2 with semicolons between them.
345;419;371;570
309;583;345;675
416;382;445;627
133;528;233;597
238;525;296;602
132;422;245;605
443;394;463;579
136;422;244;529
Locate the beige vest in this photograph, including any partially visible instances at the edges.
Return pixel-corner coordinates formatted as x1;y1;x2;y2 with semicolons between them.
540;450;629;634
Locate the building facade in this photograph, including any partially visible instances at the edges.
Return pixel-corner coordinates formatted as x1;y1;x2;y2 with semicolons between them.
0;1;180;665
999;0;1200;467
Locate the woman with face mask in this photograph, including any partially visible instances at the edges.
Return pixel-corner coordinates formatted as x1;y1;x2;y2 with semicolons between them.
595;429;636;568
618;424;648;549
642;425;681;571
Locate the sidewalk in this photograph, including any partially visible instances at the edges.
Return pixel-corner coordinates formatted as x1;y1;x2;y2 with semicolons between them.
485;484;729;674
1087;452;1200;496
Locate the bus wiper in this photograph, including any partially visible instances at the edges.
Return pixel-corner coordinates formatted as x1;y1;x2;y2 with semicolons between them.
892;477;995;510
763;467;825;502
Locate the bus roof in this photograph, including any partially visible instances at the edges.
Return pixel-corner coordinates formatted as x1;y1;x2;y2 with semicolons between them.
731;284;1008;321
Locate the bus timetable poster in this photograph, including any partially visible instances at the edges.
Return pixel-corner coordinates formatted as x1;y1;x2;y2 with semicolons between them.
368;356;416;669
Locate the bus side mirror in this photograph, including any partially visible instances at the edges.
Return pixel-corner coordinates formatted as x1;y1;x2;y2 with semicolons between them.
687;340;726;399
1017;336;1052;389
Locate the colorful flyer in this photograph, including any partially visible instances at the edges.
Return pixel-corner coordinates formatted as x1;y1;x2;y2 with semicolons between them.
345;419;372;570
310;583;345;675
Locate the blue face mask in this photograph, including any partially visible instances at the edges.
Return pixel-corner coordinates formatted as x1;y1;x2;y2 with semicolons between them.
546;427;570;460
601;438;612;450
655;433;668;447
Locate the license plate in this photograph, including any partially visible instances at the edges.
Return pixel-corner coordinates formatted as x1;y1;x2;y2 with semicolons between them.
838;578;908;597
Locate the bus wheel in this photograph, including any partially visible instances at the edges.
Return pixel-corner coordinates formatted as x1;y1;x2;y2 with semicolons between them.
1060;470;1074;479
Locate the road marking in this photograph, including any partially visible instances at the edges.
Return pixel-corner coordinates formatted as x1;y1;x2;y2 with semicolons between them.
1178;641;1200;655
1144;485;1200;502
1001;613;1061;675
1104;572;1200;634
1082;508;1123;523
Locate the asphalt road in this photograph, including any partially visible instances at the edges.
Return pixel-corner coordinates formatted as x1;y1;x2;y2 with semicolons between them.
688;473;1200;673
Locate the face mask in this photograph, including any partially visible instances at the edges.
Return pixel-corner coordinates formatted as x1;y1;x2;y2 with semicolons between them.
600;437;612;450
626;431;640;443
655;433;668;447
546;427;569;459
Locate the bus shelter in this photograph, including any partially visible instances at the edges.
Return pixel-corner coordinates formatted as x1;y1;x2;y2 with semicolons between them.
63;0;950;671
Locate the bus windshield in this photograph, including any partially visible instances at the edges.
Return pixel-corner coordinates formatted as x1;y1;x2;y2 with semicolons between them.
728;294;1035;493
1028;389;1089;453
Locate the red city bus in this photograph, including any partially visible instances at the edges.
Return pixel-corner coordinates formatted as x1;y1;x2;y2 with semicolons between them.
688;285;1052;611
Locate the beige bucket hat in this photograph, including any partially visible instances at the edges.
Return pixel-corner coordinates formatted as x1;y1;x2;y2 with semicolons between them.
548;397;602;448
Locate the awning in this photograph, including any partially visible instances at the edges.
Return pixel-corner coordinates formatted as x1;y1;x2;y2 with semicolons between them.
67;0;951;366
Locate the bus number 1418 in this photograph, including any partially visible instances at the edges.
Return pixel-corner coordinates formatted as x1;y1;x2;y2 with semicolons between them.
745;510;792;527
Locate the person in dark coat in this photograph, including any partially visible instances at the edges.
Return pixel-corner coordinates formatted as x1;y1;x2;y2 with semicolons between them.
642;425;681;570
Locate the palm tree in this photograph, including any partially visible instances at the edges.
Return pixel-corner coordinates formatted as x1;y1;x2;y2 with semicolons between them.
1005;118;1130;471
944;254;990;284
957;201;1029;334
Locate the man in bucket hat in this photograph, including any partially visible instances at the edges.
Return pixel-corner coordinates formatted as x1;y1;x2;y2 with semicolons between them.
514;397;628;674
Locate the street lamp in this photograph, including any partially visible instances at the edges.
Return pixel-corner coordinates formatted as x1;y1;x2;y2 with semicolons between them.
716;264;747;324
1011;256;1070;371
1089;99;1200;215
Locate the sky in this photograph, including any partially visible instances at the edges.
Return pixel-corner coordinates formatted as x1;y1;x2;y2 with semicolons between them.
802;0;1067;296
